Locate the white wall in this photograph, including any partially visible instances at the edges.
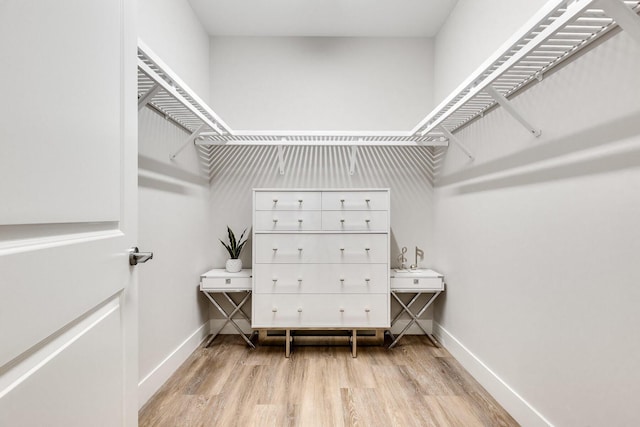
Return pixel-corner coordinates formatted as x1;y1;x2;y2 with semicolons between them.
433;0;547;105
138;0;211;102
432;31;640;427
137;109;214;407
207;36;437;332
209;37;434;130
137;0;213;407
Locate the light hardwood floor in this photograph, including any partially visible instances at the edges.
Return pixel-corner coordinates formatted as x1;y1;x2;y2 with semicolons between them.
139;335;519;427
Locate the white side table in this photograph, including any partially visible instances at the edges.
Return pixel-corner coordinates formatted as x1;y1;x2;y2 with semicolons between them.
389;269;444;348
200;268;255;348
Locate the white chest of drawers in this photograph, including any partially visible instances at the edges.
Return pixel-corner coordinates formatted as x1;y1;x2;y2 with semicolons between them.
252;189;390;331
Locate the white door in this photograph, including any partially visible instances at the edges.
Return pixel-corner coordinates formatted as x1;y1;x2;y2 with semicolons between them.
0;1;138;426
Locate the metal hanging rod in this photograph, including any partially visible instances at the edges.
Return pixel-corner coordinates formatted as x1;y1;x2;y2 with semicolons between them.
195;139;448;147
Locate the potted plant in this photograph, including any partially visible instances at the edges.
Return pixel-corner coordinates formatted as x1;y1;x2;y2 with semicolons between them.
220;226;248;273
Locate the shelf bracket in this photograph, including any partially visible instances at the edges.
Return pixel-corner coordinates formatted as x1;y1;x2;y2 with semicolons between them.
170;123;205;160
599;0;640;46
277;141;286;175
439;126;475;161
138;83;162;111
349;142;360;175
485;86;541;137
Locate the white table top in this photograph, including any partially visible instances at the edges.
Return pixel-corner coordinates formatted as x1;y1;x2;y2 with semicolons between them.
200;268;252;278
390;268;443;278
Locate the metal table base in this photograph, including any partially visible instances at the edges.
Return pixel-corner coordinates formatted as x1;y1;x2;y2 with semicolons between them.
202;290;256;348
388;290;442;348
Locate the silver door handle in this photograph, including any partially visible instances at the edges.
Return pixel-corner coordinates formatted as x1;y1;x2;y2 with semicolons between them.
129;247;153;266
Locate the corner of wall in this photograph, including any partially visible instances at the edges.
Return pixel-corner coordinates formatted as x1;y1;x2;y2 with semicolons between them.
138;323;209;408
433;323;552;427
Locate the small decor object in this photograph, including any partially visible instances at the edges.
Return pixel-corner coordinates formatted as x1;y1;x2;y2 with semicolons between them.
410;246;424;270
397;246;408;270
220;226;248;273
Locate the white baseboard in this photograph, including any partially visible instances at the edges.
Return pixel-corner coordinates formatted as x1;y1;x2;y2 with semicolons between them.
138;323;209;408
209;319;431;335
433;323;552;427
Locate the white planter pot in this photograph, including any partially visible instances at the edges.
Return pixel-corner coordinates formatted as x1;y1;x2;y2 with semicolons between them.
225;258;242;273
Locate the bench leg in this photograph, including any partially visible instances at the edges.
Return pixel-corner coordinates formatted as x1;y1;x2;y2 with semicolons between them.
351;329;357;358
285;329;291;358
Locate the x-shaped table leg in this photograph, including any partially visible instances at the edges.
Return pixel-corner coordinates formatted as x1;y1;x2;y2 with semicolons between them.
203;291;255;348
221;292;258;343
389;291;441;349
388;292;424;341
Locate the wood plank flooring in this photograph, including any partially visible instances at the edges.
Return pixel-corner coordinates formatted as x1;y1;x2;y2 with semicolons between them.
139;335;519;427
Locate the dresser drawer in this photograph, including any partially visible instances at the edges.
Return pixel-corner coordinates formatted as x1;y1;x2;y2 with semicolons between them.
255;210;321;231
321;191;389;211
254;264;388;294
254;234;388;264
200;276;252;291
252;294;389;328
391;276;444;291
322;210;388;232
255;191;321;211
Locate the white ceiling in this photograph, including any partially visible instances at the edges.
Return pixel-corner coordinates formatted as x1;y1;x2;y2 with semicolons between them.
187;0;459;37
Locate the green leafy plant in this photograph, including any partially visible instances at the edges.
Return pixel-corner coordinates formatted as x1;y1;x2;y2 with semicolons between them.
219;226;248;259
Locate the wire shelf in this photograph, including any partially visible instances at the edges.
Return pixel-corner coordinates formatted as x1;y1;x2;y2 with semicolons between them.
411;0;640;138
136;0;640;179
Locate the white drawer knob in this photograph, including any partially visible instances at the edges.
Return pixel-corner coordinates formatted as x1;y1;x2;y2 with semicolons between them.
340;278;345;283
273;199;278;204
298;219;303;223
298;199;303;204
272;307;278;312
365;278;370;283
298;247;303;251
365;219;370;223
273;219;278;223
365;199;370;203
272;248;278;251
272;279;278;283
340;248;345;252
297;308;303;313
298;278;303;284
364;308;370;313
365;248;370;252
339;308;345;313
340;199;345;203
